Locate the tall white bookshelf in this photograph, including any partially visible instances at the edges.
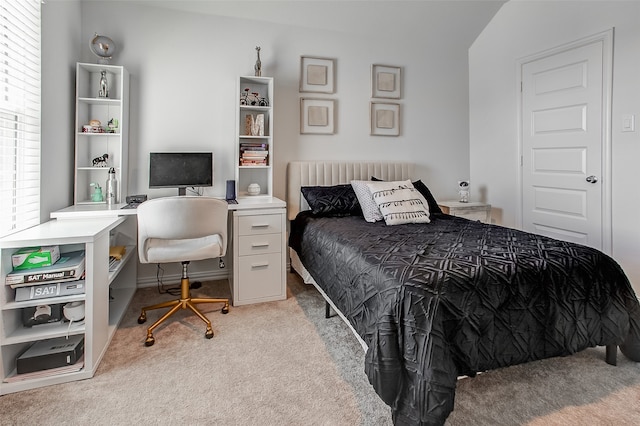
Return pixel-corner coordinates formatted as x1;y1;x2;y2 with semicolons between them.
74;63;129;205
234;76;274;198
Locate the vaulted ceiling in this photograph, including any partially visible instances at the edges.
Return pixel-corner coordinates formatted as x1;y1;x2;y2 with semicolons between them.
125;0;506;48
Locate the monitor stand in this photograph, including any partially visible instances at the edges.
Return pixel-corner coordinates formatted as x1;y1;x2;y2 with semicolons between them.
178;187;187;196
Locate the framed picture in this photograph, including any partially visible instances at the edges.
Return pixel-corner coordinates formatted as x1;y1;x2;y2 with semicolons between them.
301;98;335;134
370;102;400;136
371;64;401;99
300;56;336;93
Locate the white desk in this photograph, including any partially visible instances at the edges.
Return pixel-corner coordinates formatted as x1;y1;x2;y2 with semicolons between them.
50;197;287;306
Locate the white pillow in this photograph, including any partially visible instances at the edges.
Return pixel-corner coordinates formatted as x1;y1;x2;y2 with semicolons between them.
350;180;383;222
366;180;431;225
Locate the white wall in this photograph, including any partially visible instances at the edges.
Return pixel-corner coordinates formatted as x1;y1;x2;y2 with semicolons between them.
75;1;476;202
41;0;81;221
35;1;485;282
469;1;640;292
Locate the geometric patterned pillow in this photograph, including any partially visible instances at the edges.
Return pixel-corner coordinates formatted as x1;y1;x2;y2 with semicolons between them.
301;184;362;217
371;176;442;214
350;180;384;222
366;179;431;225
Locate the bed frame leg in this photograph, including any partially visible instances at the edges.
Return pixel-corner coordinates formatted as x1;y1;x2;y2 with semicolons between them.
325;301;332;318
606;344;617;366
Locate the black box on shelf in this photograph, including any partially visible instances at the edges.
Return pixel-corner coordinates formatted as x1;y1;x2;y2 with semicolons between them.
22;303;64;327
16;335;84;374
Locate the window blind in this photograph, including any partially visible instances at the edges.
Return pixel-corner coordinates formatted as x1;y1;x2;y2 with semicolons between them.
0;0;41;237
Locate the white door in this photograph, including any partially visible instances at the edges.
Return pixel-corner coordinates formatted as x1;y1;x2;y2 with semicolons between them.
520;32;612;251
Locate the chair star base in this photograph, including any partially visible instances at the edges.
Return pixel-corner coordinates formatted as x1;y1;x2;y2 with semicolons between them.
137;262;230;346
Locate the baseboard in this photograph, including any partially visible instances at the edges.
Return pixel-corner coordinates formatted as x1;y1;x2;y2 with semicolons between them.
135;258;292;288
136;269;230;288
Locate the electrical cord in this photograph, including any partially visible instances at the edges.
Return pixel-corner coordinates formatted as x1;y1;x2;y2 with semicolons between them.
156;264;181;296
186;186;204;196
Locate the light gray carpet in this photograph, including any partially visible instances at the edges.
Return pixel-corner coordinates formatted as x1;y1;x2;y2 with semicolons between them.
1;272;640;425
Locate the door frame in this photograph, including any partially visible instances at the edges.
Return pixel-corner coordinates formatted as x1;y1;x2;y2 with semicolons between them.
515;29;614;255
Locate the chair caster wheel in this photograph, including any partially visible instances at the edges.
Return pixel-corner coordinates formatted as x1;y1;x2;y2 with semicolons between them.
138;313;147;324
145;336;155;346
221;306;229;314
205;328;214;339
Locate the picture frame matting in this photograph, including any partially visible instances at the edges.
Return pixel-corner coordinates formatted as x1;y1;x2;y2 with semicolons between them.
370;102;400;136
300;56;336;93
371;64;401;99
301;98;336;134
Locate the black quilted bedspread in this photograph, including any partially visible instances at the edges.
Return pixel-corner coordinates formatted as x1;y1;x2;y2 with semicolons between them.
289;211;640;425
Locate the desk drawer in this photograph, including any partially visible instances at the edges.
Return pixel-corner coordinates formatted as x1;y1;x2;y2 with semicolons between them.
237;214;282;236
238;234;281;256
237;253;283;301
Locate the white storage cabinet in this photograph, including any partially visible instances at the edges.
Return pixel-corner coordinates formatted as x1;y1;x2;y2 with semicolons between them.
0;217;136;394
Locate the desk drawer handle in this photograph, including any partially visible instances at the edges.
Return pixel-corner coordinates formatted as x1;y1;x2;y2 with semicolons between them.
251;223;270;228
251;261;269;269
252;242;270;248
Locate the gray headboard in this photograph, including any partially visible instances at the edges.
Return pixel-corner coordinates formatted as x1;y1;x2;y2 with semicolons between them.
286;161;414;220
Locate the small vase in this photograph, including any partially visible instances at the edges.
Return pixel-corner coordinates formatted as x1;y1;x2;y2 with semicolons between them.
247;183;260;196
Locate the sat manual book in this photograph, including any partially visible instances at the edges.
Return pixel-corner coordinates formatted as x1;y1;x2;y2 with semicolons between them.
14;280;86;302
5;250;85;288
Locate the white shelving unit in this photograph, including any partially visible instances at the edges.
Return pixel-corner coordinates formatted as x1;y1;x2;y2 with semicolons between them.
235;76;274;198
0;217;137;395
74;63;129;205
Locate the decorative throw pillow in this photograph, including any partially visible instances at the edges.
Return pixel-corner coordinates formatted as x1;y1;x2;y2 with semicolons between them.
350;180;384;222
301;184;362;217
371;176;442;214
366;180;431;225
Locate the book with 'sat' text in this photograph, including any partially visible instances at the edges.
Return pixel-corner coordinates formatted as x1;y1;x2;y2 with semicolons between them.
5;250;85;288
14;280;86;302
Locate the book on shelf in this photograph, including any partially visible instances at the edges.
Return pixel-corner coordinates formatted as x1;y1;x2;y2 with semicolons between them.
241;150;268;157
239;143;268;151
6;250;86;288
14;280;86;302
240;159;268;166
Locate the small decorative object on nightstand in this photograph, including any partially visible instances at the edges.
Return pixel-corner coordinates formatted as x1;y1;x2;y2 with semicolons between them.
438;201;491;223
458;180;470;203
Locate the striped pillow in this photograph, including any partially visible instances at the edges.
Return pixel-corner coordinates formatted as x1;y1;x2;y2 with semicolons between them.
366;180;431;225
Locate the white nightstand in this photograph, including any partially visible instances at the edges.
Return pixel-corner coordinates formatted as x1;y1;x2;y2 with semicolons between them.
438;201;491;223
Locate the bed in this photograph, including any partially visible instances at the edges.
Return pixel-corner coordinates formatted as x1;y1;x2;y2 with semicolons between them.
286;161;640;425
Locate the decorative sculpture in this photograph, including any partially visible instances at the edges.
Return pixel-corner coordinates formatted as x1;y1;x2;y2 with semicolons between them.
92;153;109;167
98;70;109;98
254;46;262;77
90;33;116;64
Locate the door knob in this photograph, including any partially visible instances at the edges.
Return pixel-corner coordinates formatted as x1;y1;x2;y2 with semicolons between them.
586;175;598;183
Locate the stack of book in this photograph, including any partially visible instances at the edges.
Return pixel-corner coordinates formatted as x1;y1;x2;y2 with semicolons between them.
5;250;86;302
239;143;268;166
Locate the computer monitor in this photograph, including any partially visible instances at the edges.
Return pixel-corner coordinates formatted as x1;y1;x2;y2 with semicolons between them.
149;152;213;196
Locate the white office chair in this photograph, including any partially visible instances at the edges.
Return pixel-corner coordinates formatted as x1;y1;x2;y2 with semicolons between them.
136;196;230;346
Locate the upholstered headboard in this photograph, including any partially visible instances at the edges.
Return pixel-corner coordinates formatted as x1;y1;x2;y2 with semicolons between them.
286;161;414;220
